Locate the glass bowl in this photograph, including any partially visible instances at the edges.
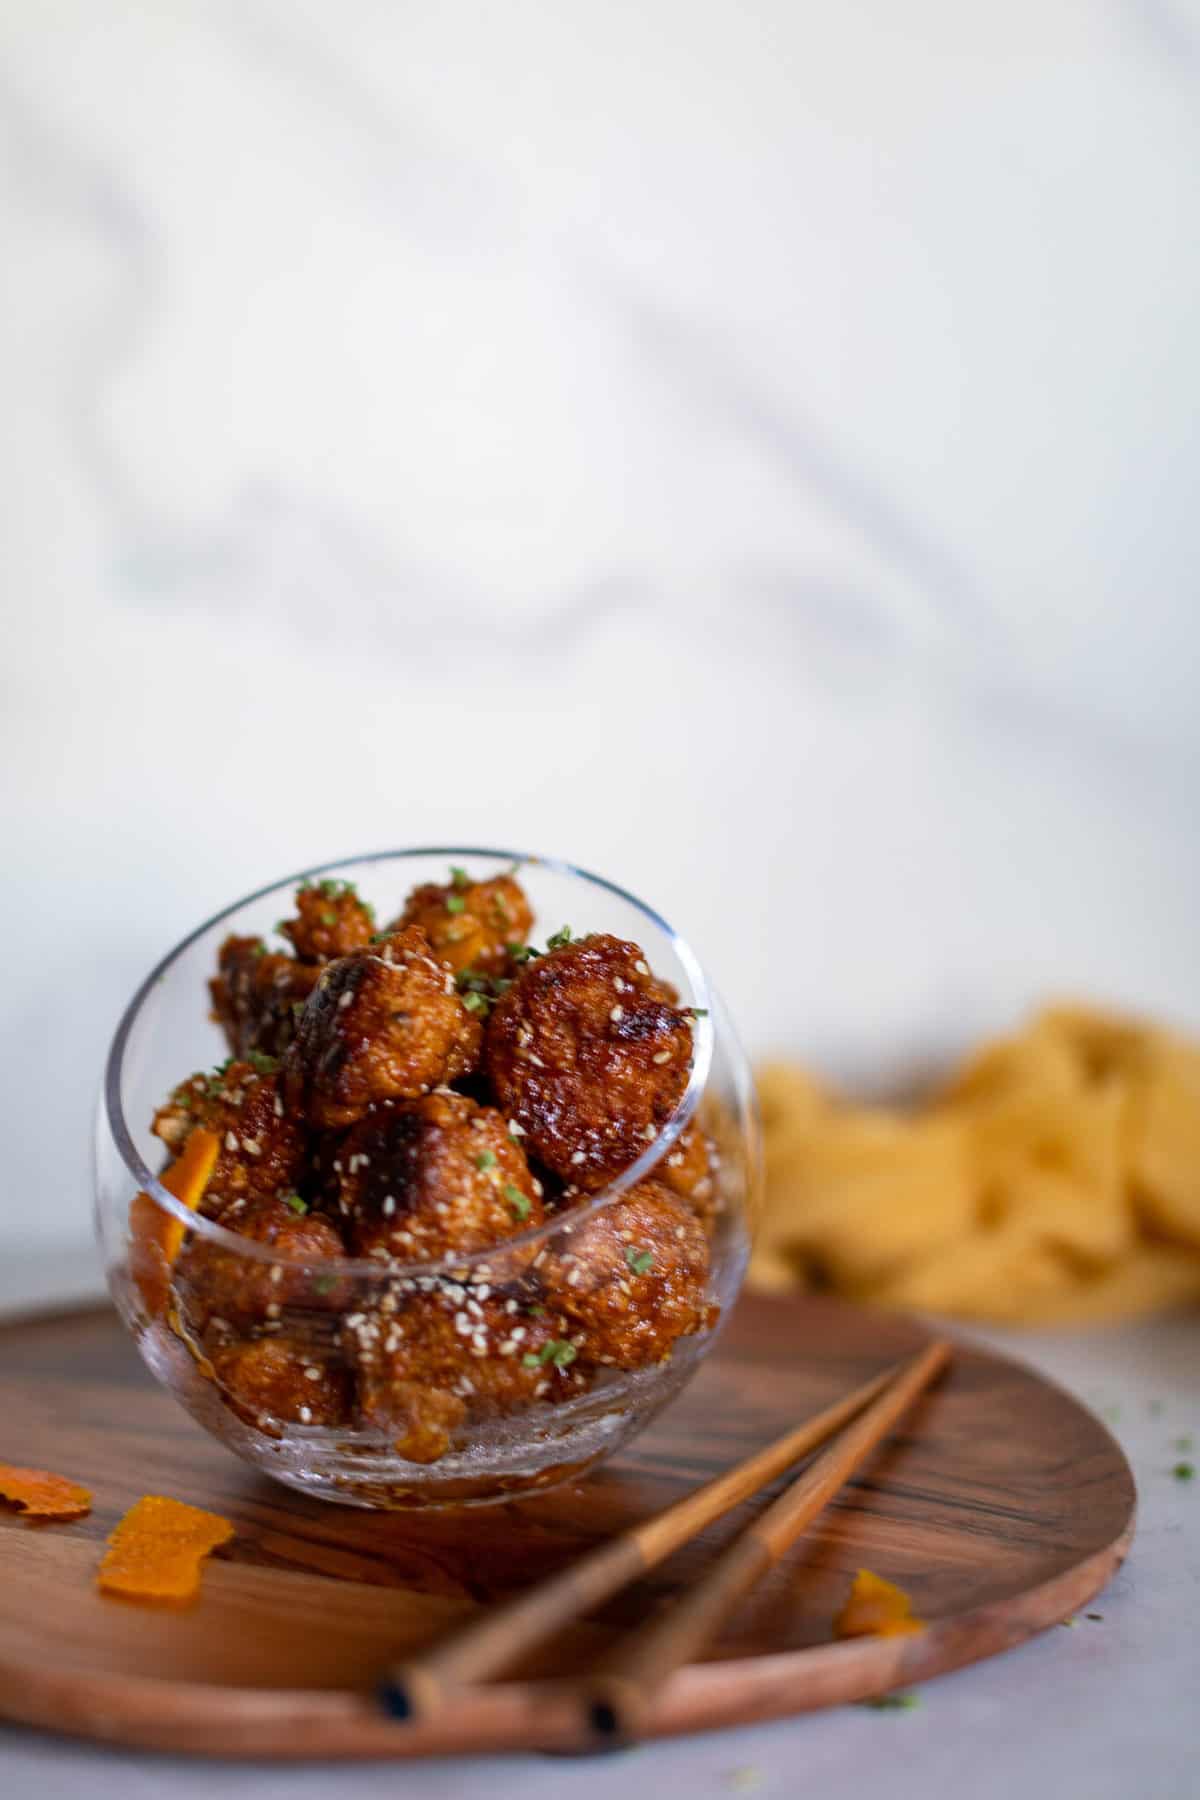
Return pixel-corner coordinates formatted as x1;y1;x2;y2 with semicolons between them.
94;848;760;1509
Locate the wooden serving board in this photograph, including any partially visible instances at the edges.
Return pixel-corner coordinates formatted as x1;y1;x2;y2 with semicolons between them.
0;1294;1134;1759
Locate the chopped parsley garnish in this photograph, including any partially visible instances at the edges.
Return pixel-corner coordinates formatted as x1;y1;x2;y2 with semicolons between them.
688;1007;709;1018
527;1302;545;1316
283;1193;308;1215
505;1185;531;1221
446;894;467;915
545;925;573;950
625;1247;653;1275
1173;1461;1195;1482
312;1273;337;1295
449;865;469;890
475;1150;497;1171
462;990;487;1014
321;909;338;925
506;942;540;964
246;1050;280;1075
250;942;268;960
523;1339;577;1369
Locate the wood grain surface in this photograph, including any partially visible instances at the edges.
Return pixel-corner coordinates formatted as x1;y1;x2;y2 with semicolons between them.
0;1294;1135;1759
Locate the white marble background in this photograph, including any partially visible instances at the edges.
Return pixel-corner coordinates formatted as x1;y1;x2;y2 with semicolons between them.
2;0;1199;1255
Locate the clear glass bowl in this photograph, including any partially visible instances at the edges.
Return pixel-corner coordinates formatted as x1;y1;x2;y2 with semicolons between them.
94;849;760;1509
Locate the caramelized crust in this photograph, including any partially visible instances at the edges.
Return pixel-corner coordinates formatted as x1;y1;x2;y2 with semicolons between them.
282;928;482;1130
333;1091;545;1263
278;880;375;963
174;1193;348;1332
536;1181;714;1368
209;1336;352;1435
484;934;695;1188
152;1062;307;1214
346;1285;590;1462
210;936;319;1060
395;871;533;975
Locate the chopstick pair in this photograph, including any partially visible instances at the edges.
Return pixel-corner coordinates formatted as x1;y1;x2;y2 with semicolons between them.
380;1338;951;1743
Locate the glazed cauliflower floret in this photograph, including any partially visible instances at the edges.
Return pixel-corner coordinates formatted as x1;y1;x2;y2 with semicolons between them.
331;1090;545;1263
209;935;320;1060
346;1283;590;1463
536;1181;713;1369
173;1192;348;1333
208;1336;352;1435
659;1125;722;1231
484;934;695;1189
282;927;483;1130
278;878;376;963
394;867;533;975
152;1060;307;1215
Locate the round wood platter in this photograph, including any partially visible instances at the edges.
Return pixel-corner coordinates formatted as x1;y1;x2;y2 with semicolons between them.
0;1293;1134;1759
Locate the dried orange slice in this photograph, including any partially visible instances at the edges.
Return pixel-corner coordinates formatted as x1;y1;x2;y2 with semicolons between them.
834;1568;925;1639
97;1494;234;1604
129;1127;220;1316
0;1462;92;1521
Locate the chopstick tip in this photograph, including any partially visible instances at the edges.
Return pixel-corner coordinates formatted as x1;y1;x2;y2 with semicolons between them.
376;1677;414;1722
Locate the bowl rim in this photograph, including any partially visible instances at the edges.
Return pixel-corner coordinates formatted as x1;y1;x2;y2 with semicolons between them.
103;845;716;1276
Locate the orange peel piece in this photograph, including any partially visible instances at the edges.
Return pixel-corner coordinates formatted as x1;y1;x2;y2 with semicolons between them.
0;1462;92;1521
97;1494;234;1604
835;1568;926;1639
129;1127;220;1316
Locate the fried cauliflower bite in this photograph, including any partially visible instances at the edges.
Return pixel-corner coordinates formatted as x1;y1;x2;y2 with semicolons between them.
208;1336;352;1435
394;868;533;975
536;1181;714;1369
484;934;695;1188
331;1091;545;1263
659;1125;722;1231
346;1284;590;1462
282;927;483;1130
152;1061;307;1215
173;1193;348;1333
210;935;320;1060
278;879;376;963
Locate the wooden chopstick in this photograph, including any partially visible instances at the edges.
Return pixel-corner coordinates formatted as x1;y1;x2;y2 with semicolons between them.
379;1354;912;1721
579;1338;951;1742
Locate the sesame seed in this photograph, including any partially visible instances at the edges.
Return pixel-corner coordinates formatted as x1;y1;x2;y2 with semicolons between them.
382;1195;396;1217
644;1123;657;1140
567;1266;582;1287
635;960;649;974
675;1224;687;1239
242;1137;262;1156
499;1339;516;1355
652;1050;671;1064
528;1053;545;1067
667;1151;684;1166
265;1302;281;1319
273;1094;284;1117
508;1120;526;1137
535;1380;550;1397
614;977;626;992
570;1150;586;1166
610;1005;624;1022
298;1405;313;1424
475;1285;491;1301
224;1131;238;1152
338;990;354;1009
511;1326;526;1342
304;1366;321;1381
505;1298;518;1314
